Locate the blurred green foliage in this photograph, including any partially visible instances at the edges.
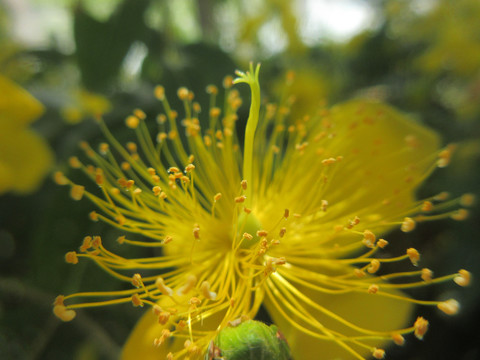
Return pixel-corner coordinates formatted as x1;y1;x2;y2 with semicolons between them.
0;0;479;359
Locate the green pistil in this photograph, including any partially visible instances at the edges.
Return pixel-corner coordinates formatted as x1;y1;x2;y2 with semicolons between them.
233;63;261;208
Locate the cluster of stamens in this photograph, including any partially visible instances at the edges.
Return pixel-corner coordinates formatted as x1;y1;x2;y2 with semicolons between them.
53;64;472;360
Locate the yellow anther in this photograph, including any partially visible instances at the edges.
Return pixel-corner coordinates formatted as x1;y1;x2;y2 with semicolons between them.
131;293;143;307
166;353;173;360
185;164;195;172
154;85;165;100
65;251;78;264
235;195;246;203
193;225;200;240
177;87;189;100
346;216;360;229
91;236;102;248
279;227;286;238
206;84;218;95
460;193;475;207
153;186;162;196
451;209;469;221
214;193;222;201
321;157;337;165
131;273;143;288
158;311;171;325
401;217;416;232
372;348;385;359
434;191;450;201
164;235;173;244
283;209;289;219
53;305;76;322
421;201;433;212
243;207;252;214
189;297;201;307
437;299;459;315
53;171;69;185
200;281;217;300
362;230;376;248
367;259;380;274
157;132;167;142
377;239;388;248
257;230;268;237
70;185;85;201
133;108;146;120
95;172;104;185
69;156;82;169
121;161;131;171
321;200;328;212
392;333;405;346
354;268;366;278
177;274;197;296
368;284;379;294
454;269;471;287
407;248;420;266
241;180;247;190
293;213;301;218
421;268;433;282
210;107;221;118
80;236;92;252
168;167;180;173
414;317;429;340
243;233;253;241
437;147;452;168
223;75;234;89
125;115;140;129
155;277;173;296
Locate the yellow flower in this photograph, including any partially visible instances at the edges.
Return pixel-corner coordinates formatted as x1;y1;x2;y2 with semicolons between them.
0;74;53;194
61;88;112;124
54;64;471;360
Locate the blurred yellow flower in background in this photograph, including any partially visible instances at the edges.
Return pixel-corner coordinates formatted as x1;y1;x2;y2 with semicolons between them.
0;74;53;194
53;65;470;360
61;88;112;124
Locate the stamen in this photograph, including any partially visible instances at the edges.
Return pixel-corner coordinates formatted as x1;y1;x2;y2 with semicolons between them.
454;269;471;287
437;299;459;315
414;317;429;340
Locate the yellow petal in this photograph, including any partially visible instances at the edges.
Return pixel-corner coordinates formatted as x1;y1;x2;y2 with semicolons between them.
264;270;413;360
0;74;44;127
0;125;54;194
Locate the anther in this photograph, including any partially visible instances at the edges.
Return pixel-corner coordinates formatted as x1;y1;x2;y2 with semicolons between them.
164;236;173;244
158;311;170;325
131;273;143;288
377;239;388;248
460;193;475;207
177;87;189;100
454;269;471;287
155;277;173;296
372;348;385;359
53;305;76;322
401;217;416;232
235;196;246;203
133;109;146;120
354;269;366;278
421;201;433;212
437;299;459;315
451;209;469;221
69;156;82;169
421;268;433;282
257;230;268;237
321;200;328;212
392;333;405;346
437;147;453;168
131;294;143;307
185;164;195;172
284;209;289;219
125;115;139;129
206;84;218;95
154;85;165;100
200;281;217;300
91;236;102;248
241;180;247;190
368;284;379;294
53;171;69;185
65;251;79;264
70;185;85;201
363;230;376;248
80;236;92;251
279;227;286;238
243;207;252;214
434;191;450;201
407;248;420;266
193;225;200;240
177;274;197;296
414;317;429;340
243;233;253;241
367;259;380;274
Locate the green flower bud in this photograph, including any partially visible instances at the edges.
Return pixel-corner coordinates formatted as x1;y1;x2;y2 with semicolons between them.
206;320;292;360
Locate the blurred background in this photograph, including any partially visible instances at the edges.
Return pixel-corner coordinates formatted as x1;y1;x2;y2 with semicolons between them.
0;0;479;359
